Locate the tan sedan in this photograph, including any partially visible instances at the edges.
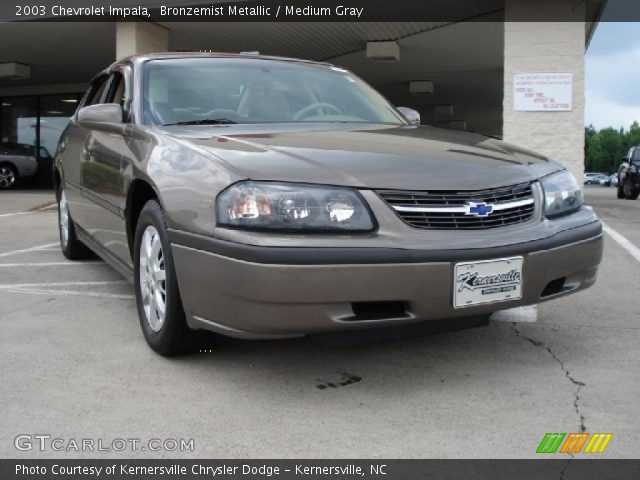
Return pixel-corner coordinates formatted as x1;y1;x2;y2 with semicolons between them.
54;53;603;355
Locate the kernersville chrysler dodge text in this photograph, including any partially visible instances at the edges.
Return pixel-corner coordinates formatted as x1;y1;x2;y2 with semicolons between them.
54;53;603;355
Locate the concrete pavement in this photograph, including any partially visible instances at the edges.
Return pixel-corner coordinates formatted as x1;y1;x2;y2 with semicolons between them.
0;187;638;459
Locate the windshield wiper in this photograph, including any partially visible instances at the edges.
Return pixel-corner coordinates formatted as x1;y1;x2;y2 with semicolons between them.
162;118;237;126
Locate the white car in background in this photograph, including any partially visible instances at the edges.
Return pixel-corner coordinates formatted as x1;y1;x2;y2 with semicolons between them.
0;143;39;189
584;172;608;185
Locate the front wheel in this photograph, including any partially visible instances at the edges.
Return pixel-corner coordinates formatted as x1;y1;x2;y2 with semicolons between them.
58;188;92;259
134;200;194;356
623;179;639;200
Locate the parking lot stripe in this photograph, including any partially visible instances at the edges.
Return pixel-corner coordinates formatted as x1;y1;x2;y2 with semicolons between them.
0;287;134;300
601;221;640;263
0;212;31;218
0;281;127;288
0;204;56;218
0;262;102;268
490;305;538;323
0;242;60;258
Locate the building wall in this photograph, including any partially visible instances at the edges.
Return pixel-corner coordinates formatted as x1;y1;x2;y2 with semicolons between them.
503;0;586;183
116;22;168;60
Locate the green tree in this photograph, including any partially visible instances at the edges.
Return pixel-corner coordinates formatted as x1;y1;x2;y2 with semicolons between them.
628;121;640;148
585;124;596;154
599;127;623;172
585;121;640;173
586;133;606;172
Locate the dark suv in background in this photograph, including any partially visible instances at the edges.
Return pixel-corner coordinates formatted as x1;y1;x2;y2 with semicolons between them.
617;146;640;200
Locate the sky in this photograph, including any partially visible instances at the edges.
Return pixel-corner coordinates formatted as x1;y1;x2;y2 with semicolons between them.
585;21;640;131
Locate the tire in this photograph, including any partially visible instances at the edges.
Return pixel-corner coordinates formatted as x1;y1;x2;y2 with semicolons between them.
134;200;195;356
58;187;93;260
0;163;18;190
623;179;639;200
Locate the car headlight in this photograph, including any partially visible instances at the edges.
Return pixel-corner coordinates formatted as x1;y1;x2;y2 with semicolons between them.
216;182;376;232
541;170;582;218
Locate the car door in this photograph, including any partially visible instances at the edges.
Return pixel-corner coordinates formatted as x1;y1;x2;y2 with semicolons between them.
78;68;132;263
62;75;108;231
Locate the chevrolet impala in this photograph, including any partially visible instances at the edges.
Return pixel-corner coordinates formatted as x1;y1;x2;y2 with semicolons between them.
54;53;603;355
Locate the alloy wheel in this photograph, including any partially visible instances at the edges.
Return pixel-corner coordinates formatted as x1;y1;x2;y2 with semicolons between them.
139;225;167;332
0;166;16;189
59;190;70;248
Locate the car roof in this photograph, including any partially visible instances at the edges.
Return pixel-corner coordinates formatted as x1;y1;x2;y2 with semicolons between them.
110;51;335;70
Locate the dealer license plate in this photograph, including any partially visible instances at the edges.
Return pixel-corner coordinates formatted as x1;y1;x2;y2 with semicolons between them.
453;257;523;308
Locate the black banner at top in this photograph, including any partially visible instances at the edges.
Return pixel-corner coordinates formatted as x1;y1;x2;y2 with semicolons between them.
3;0;640;23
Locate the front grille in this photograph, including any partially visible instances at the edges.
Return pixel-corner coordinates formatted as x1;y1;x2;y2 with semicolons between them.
378;182;536;230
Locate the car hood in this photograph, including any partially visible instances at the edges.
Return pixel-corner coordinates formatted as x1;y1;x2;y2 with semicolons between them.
158;123;562;190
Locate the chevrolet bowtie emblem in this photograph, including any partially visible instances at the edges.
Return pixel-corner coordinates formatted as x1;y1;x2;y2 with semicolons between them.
466;202;494;217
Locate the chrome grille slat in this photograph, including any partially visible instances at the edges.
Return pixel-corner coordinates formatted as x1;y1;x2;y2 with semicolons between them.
378;182;535;230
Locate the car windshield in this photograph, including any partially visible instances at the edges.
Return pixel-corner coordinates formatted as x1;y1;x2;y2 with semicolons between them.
142;57;407;126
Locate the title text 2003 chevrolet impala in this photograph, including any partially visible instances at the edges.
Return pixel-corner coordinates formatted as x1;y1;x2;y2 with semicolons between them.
54;53;603;355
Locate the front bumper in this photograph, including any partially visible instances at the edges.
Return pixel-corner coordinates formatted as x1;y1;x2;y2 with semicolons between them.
169;220;603;339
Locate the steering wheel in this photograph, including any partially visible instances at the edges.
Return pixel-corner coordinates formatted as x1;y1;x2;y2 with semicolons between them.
293;103;343;121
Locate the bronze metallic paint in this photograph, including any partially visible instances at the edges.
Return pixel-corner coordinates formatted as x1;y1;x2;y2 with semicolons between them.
55;53;603;339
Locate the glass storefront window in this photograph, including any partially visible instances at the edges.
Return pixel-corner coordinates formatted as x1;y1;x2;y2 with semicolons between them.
39;94;80;159
0;92;81;188
1;95;37;149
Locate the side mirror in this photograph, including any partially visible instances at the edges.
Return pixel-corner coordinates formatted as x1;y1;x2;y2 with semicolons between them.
77;103;123;124
397;107;420;126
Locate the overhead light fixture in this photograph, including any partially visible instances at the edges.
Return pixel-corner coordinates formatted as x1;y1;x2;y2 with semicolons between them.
0;62;31;80
366;41;400;62
61;99;78;103
2;102;11;107
409;81;434;95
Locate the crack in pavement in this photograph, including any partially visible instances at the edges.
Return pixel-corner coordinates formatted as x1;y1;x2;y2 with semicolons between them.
511;323;586;433
559;459;570;480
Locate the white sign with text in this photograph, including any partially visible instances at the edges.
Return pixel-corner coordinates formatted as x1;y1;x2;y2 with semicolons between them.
513;72;573;111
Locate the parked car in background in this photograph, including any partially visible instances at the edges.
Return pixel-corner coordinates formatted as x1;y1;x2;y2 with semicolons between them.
0;142;39;189
584;173;608;185
617;146;640;199
54;53;603;356
597;175;611;186
584;172;600;183
606;173;618;187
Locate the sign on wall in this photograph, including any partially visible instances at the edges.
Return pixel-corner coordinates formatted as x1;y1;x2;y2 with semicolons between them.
513;72;573;111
